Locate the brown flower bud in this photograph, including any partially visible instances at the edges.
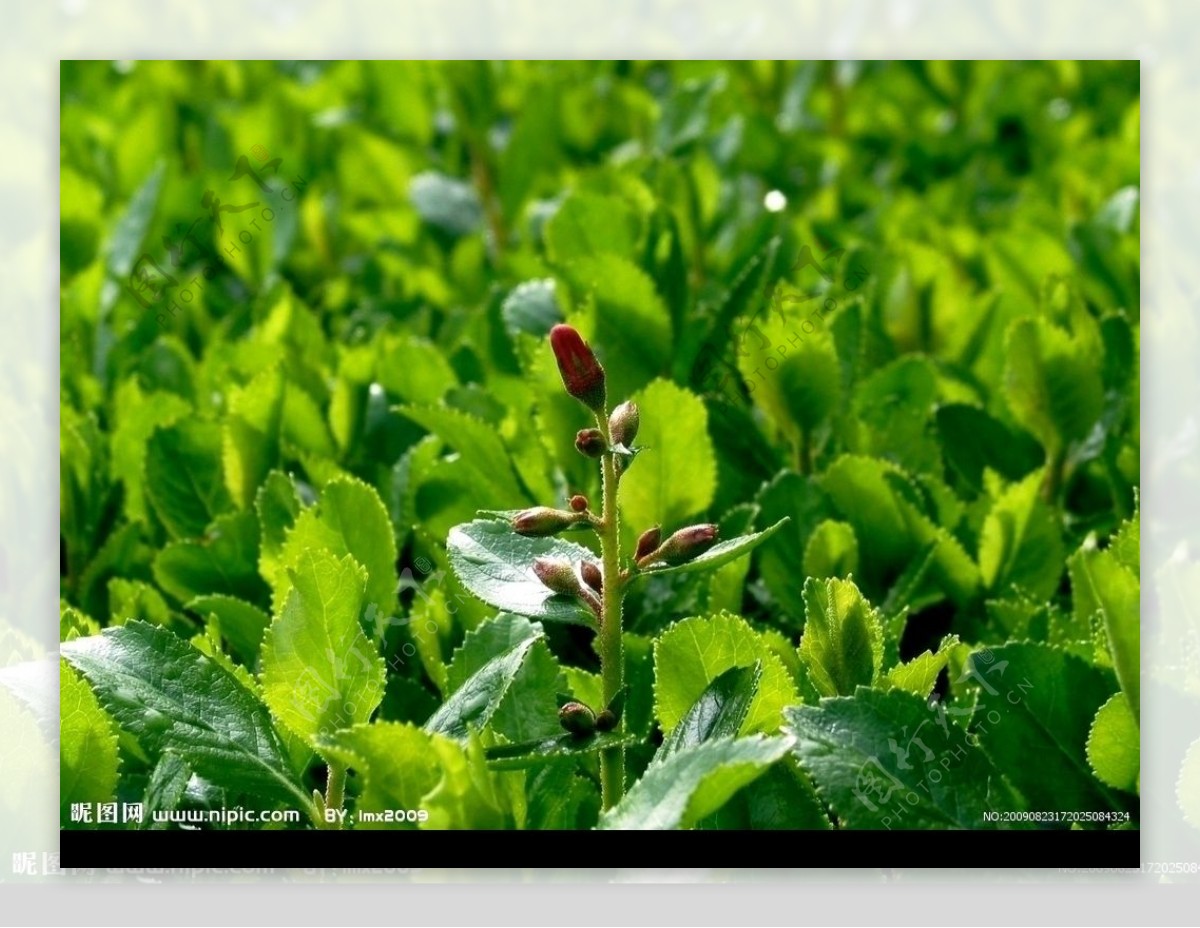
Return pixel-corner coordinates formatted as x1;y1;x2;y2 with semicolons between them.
569;494;589;512
608;401;640;447
575;428;606;458
512;507;577;537
640;523;719;567
550;324;606;412
532;557;582;596
558;701;596;736
580;560;603;594
634;525;662;563
594;709;618;732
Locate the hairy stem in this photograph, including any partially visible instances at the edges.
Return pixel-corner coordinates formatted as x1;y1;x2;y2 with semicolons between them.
1042;445;1066;504
596;413;626;811
324;761;346;829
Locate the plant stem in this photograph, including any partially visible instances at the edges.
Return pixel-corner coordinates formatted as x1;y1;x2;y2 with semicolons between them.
325;761;346;829
1042;445;1066;504
596;414;626;811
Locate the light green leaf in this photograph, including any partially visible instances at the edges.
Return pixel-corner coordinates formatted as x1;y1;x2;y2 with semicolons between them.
799;576;883;698
635;518;789;578
223;366;285;509
545;192;641;264
653;612;798;736
1069;536;1139;720
260;549;385;746
186;594;270;667
785;688;1026;829
153;510;266;604
1004;316;1104;455
61;621;310;810
803;519;859;579
447;519;600;626
599;735;792;830
886;634;959;698
658;663;761;760
254;470;303;582
377;336;459;406
145;420;233;539
617;378;716;533
272;476;398;622
1086;693;1139;792
60;660;120;821
110;381;191;523
979;470;1064;599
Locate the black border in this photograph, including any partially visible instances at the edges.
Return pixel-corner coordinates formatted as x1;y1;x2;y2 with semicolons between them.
62;828;1139;869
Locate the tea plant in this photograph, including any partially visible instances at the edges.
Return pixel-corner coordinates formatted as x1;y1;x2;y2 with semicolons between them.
58;60;1140;832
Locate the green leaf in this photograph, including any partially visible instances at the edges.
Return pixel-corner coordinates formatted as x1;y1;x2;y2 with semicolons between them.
598;735;792;830
186;594;270;667
222;366;285;510
852;356;940;474
272;476;398;622
658;663;761;760
446;519;600;626
447;614;567;743
886;634;960;698
260;550;385;746
484;730;638;771
695;760;831;830
546;192;641;264
60;660;120;822
979;470;1065;600
424;633;542;740
409;171;482;235
785;688;1026;829
799;576;883;698
567;254;673;402
153;510;267;604
524;765;600;830
377;336;459;406
254;470;302;583
969;642;1124;813
110;382;191;523
398;404;527;505
803;520;859;579
935;404;1043;492
1004;316;1104;455
617;378;716;533
145;420;234;539
106;161;164;278
754;472;831;622
635;518;789;578
653;612;798;736
1069;538;1139;720
500;279;562;340
61;621;310;810
1086;694;1139;792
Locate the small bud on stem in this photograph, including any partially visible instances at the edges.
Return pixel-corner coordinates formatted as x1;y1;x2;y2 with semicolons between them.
638;523;719;567
634;526;662;563
608;401;640;447
559;701;597;736
550;324;606;412
512;507;579;537
532;557;583;596
575;428;606;458
569;494;589;512
581;560;603;594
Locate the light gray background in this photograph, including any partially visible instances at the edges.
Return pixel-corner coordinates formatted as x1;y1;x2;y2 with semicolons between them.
2;0;1196;923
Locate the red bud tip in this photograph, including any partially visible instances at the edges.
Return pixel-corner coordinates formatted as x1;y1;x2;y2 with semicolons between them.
550;324;606;412
609;401;640;447
512;507;577;537
634;525;663;563
575;428;606;458
569;494;589;512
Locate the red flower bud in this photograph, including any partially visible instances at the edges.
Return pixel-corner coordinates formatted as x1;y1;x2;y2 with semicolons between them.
608;401;640;447
558;701;597;736
550;324;606;412
640;523;719;567
569;494;589;512
575;428;606;458
580;560;603;594
512;507;577;537
634;525;662;563
532;557;583;596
